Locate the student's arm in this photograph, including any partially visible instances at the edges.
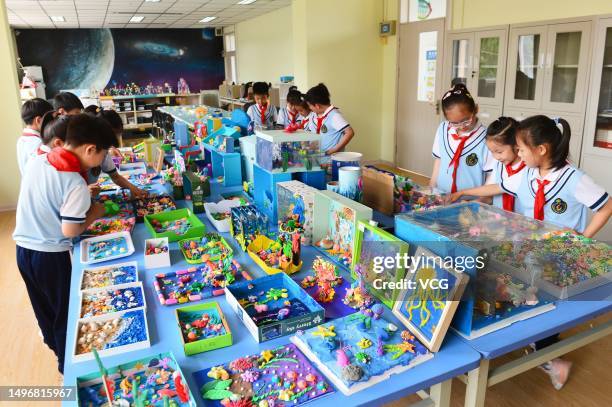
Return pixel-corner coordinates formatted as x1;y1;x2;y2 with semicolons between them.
109;171;148;199
449;184;503;203
60;184;107;238
429;159;440;188
583;199;612;238
325;127;354;155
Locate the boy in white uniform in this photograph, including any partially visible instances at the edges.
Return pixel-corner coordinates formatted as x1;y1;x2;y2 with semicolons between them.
16;98;54;175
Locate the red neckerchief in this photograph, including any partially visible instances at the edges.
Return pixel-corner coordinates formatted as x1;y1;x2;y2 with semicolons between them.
299;117;309;130
47;147;87;181
502;161;527;211
316;106;335;134
534;179;550;221
258;103;268;124
22;128;40;138
288;109;297;125
448;126;479;193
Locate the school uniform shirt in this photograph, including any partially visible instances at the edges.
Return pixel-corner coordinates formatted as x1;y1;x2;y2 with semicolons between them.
87;153;117;185
276;107;305;127
38;144;51;155
432;121;494;194
13;148;91;252
16;128;42;176
489;160;527;213
309;106;351;164
246;103;278;129
502;164;609;233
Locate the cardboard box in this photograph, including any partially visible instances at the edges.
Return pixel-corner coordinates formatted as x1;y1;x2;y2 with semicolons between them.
144;237;171;269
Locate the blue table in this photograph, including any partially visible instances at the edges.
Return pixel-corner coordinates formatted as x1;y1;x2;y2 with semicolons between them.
459;283;612;407
63;181;481;406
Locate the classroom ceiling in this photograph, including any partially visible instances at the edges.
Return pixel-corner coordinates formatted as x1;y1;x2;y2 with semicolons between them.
6;0;291;29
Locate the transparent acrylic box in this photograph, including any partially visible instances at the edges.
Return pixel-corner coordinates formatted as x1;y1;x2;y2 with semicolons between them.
255;129;321;173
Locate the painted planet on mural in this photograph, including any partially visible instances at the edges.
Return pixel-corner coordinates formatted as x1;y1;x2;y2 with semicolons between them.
16;28;114;96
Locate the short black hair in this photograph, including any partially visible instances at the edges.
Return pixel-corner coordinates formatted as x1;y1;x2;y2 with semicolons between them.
21;98;53;125
286;86;304;106
304;83;331;105
41;112;70;146
486;117;518;146
441;83;476;114
252;82;270;96
65;114;118;150
96;109;123;132
53;92;84;112
84;104;100;115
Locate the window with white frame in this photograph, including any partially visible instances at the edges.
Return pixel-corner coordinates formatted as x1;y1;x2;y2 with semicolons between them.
224;32;237;83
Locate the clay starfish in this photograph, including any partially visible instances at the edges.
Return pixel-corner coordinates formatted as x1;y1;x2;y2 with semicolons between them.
312;325;336;338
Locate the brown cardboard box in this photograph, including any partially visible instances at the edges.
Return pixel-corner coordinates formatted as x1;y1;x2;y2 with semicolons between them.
219;84;230;98
269;87;280;107
361;161;430;216
230;84;244;99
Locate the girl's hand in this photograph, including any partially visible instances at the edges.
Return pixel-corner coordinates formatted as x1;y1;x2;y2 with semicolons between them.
88;184;101;198
449;191;463;203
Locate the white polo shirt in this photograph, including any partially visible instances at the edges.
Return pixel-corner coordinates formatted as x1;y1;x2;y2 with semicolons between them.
13;149;91;252
247;103;278;128
16;128;42;176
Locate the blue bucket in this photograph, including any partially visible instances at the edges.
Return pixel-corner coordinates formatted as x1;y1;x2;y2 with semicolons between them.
331;152;362;181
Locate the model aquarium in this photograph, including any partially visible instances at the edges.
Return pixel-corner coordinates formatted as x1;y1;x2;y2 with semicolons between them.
255;129;322;173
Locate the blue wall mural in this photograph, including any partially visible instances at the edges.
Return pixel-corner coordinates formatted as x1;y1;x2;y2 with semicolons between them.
15;28;224;97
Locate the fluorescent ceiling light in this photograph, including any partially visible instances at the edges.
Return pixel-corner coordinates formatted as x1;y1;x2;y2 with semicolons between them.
237;0;257;5
199;16;217;23
145;0;161;2
129;16;145;23
50;16;65;22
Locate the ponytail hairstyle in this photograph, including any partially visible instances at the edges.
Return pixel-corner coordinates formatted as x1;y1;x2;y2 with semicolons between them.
516;115;571;170
96;109;123;133
41;111;71;146
486;117;518;146
286;86;304;106
441;83;476;114
84;104;100;115
304;83;331;106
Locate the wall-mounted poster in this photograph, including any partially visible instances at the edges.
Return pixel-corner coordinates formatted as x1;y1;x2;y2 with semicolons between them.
417;31;438;103
408;0;447;22
15;28;224;96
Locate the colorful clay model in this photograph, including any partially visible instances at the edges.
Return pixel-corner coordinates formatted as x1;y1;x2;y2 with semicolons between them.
146;240;169;256
133;194;176;222
194;344;333;406
85;235;131;262
230;205;269;251
85;217;135;236
179;233;233;264
301;257;343;303
291;314;432;395
75;309;149;359
77;352;195;407
150;217;191;235
80;262;138;290
154;261;250;306
342;264;374;310
176;302;232;355
80;283;145;318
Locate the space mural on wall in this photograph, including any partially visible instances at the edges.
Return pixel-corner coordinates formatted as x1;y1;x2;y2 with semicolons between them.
15;28;224;97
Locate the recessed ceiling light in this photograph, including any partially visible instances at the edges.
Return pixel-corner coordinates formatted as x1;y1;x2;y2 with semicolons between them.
199;16;217;23
50;16;65;22
237;0;257;5
129;16;145;23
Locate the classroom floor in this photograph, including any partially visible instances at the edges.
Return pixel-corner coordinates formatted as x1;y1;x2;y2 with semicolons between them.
0;209;609;407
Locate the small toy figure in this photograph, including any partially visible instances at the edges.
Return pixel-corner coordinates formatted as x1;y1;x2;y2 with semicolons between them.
177;77;190;95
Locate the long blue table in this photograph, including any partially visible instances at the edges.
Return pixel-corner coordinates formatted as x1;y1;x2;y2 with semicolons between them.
63;180;481;406
459;281;612;407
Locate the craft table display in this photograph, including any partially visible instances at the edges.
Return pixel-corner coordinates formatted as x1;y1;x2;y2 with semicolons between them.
64;180;485;407
255;129;322;174
277;180;317;245
395;202;575;339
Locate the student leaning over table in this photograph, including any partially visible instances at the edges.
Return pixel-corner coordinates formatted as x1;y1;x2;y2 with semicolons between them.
12;114;117;374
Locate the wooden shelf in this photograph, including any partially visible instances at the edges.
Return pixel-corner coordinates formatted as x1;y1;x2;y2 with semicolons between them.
124;123;153;130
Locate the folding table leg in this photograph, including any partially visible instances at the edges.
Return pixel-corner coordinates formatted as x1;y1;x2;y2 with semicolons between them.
464;358;490;407
430;379;452;407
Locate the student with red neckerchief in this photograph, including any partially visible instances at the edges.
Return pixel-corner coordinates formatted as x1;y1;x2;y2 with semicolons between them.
246;82;278;129
16;98;54;176
12;114;116;374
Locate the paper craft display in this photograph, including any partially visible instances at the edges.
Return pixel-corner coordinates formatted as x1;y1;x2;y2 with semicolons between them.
133;194;176;222
179;233;233;265
73;308;150;362
313;190;373;269
80;232;135;265
490;231;612;299
276;180;316;245
352;221;409;308
255;129;322;173
291;314;432;395
391;247;468;352
176;302;232;356
193;343;333;406
225;273;325;342
230;205;269;251
80;282;146;318
76;352;196;407
154;261;250;306
80;262;138;290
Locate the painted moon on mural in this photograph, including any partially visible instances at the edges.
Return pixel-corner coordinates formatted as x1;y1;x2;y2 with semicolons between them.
46;29;114;93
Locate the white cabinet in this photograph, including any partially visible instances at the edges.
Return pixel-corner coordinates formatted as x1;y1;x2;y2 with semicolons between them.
505;21;592;113
444;28;508;109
